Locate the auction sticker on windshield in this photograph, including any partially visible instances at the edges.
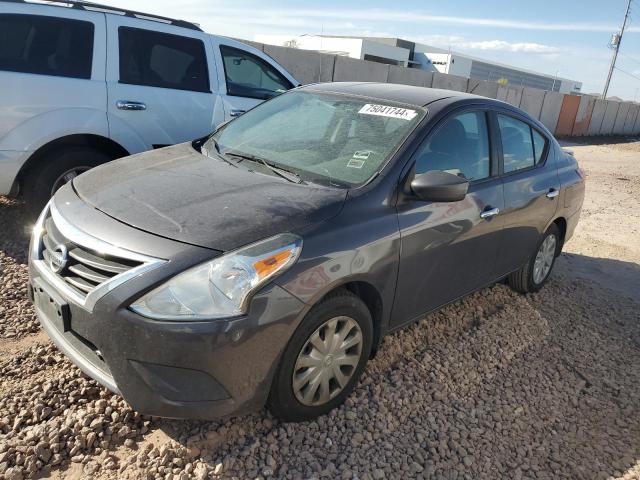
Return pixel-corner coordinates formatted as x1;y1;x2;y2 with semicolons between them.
359;104;418;120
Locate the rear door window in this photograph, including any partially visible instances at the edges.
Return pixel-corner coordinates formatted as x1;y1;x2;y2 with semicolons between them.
497;115;547;173
118;27;209;92
220;45;292;100
0;14;94;79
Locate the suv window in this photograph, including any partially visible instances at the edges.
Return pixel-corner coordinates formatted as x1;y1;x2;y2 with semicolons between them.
220;46;292;100
497;115;547;173
118;27;209;92
0;14;94;79
415;111;491;181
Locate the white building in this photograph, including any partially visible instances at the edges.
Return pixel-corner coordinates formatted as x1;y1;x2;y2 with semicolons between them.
255;35;582;94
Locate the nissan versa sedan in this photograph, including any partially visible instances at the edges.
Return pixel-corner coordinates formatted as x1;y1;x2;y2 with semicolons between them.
29;82;585;422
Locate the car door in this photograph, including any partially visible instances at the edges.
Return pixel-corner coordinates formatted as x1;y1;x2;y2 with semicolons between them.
106;18;220;152
392;109;505;326
492;111;560;276
213;39;295;120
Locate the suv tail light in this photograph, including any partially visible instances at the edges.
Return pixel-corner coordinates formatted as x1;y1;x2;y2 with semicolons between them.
576;166;586;180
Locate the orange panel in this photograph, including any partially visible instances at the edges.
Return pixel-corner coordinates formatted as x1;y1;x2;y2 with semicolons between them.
555;95;581;137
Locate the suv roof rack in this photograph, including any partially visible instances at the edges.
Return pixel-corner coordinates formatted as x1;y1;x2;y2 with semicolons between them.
2;0;203;31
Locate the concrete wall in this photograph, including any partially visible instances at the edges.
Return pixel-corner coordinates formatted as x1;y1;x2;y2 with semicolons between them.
332;55;390;83
600;101;620;135
624;105;640;135
587;100;608;136
519;87;545;119
387;65;432;87
613;103;630;135
432;72;468;92
497;86;523;107
572;96;595;136
248;39;640;137
635;108;640;135
263;44;335;84
467;79;499;99
539;92;564;133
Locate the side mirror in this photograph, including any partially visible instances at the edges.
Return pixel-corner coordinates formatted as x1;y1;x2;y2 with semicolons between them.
410;171;469;202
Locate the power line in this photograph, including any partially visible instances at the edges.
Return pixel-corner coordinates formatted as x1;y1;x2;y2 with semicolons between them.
618;51;640;68
614;65;640;82
603;0;633;99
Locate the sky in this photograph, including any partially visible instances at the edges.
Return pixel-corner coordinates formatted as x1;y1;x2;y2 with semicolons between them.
108;0;640;100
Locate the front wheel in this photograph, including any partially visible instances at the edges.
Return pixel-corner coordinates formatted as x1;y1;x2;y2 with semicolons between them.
508;224;560;293
268;290;373;422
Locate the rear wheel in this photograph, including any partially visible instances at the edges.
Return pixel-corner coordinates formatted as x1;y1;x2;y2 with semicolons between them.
268;290;373;422
23;147;111;215
508;224;560;293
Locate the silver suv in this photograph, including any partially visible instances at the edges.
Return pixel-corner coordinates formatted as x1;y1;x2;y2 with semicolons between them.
0;0;297;210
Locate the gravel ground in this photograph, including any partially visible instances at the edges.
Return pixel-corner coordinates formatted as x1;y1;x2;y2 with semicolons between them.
0;140;639;480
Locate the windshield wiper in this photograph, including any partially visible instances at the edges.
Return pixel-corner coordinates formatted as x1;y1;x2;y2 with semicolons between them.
204;139;242;169
224;151;305;184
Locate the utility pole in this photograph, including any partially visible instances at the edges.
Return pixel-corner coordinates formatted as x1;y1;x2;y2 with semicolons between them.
602;0;632;99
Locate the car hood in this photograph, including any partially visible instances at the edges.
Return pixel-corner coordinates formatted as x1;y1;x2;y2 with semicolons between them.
73;143;347;251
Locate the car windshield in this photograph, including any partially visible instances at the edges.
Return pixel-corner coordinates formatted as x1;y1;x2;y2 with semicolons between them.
203;90;425;187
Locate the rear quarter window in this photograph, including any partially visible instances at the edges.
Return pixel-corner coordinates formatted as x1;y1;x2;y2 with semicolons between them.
0;14;94;79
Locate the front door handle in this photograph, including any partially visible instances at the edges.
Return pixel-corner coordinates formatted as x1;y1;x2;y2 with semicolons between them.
229;109;246;117
546;188;559;199
116;100;147;111
480;207;500;219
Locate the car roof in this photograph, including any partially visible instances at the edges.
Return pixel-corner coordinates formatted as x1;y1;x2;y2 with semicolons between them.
3;0;202;31
301;82;487;108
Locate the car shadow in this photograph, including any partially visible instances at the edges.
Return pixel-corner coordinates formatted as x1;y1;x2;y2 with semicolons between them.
555;251;640;304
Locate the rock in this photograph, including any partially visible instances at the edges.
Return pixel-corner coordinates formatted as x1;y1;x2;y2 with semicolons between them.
5;466;24;480
351;433;364;447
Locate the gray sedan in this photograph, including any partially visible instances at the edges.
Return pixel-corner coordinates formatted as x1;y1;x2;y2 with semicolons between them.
29;82;585;422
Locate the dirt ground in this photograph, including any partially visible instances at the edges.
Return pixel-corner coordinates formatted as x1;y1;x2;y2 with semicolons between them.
0;139;639;480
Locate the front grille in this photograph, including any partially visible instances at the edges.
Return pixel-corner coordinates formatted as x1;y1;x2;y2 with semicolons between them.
40;213;143;298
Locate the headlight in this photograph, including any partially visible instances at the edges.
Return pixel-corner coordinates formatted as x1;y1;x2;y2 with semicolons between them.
130;234;302;320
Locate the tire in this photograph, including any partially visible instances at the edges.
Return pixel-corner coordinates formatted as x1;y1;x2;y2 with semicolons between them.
268;290;373;422
508;223;560;293
23;147;111;216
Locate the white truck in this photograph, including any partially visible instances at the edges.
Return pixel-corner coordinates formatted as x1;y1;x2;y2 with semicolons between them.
0;0;298;209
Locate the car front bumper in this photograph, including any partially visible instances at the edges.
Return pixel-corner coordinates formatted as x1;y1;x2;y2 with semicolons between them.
28;188;308;420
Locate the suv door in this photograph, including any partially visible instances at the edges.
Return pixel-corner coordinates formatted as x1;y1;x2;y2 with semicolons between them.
493;112;560;276
214;40;294;119
392;109;505;326
106;18;219;152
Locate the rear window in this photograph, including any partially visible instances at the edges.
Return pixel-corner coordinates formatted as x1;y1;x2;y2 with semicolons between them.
118;27;209;92
0;14;94;79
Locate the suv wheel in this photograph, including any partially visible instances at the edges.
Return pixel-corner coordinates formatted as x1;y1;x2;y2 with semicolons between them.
508;224;560;293
268;290;373;422
23;147;111;214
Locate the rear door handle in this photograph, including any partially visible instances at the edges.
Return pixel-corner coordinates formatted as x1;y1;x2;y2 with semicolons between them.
480;207;500;219
229;109;246;117
546;188;559;199
116;100;146;111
